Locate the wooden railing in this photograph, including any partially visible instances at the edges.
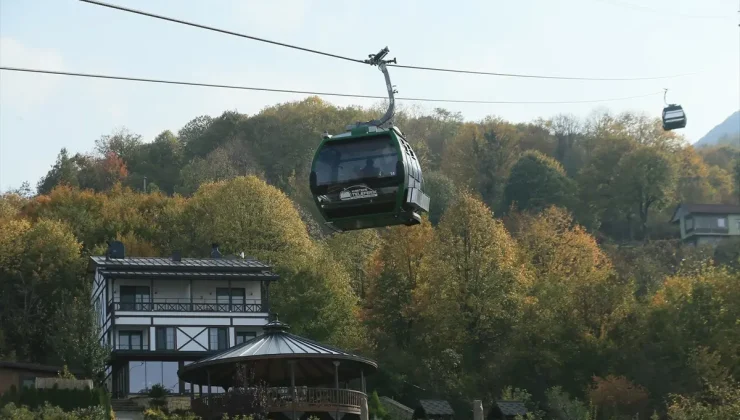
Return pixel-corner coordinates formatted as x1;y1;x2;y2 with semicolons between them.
192;387;366;419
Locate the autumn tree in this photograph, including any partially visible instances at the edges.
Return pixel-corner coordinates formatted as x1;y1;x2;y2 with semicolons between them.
179;176;362;347
413;193;528;399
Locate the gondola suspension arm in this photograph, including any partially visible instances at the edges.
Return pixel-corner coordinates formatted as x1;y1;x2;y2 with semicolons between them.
349;47;398;130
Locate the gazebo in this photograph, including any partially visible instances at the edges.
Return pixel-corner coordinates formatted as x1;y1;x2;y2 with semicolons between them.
178;319;377;420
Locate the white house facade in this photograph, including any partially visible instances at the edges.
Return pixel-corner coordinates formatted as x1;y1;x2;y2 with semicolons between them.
89;242;279;398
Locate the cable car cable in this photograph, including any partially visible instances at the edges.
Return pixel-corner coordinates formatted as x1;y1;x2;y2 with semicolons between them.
0;66;664;105
593;0;733;20
77;0;365;65
79;0;697;82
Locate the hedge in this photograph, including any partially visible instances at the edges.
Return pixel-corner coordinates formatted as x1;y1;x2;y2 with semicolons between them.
0;384;108;412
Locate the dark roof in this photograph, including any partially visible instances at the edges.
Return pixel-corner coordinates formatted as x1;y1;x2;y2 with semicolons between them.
178;320;377;387
493;401;527;417
0;361;84;376
99;271;276;280
670;203;740;223
381;397;414;415
88;256;279;280
418;400;455;416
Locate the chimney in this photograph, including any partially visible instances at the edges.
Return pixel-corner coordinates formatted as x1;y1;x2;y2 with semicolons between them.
473;400;483;420
106;240;125;259
171;251;181;262
210;243;222;259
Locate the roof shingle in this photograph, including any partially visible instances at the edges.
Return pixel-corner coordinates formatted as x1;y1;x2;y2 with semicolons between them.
418;400;454;416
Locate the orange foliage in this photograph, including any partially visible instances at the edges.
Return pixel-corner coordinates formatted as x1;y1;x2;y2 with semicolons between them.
588;375;649;417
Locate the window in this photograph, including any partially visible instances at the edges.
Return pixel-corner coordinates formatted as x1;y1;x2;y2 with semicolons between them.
235;331;256;346
216;288;246;309
119;286;150;310
20;377;35;389
314;135;399;187
156;327;175;350
209;328;228;350
119;330;144;350
128;361;179;394
717;217;726;228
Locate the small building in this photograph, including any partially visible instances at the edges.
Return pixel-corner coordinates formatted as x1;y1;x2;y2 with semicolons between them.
0;361;84;394
670;203;740;246
413;400;454;420
487;401;528;420
380;396;413;420
88;241;279;398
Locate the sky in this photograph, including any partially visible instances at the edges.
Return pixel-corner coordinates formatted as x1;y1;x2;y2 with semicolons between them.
1;0;738;191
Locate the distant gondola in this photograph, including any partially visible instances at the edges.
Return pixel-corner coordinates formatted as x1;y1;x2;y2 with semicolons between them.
309;48;430;232
662;89;687;131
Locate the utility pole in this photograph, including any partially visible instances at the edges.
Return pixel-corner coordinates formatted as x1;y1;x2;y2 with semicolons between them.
143;176;147;193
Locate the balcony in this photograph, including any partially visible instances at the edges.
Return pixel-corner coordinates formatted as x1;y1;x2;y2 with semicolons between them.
192;387;366;419
108;298;264;313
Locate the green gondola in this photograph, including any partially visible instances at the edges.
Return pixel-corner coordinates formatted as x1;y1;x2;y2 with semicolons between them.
309;47;430;232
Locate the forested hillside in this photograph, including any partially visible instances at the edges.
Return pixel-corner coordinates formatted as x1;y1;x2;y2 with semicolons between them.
2;97;739;419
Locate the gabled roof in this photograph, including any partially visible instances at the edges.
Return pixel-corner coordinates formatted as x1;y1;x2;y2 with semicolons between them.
418;400;455;416
492;401;527;417
670;203;740;223
88;256;279;280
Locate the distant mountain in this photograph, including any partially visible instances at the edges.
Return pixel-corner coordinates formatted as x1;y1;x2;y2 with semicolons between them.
694;111;740;147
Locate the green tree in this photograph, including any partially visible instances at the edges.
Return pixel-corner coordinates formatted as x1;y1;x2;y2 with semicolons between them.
422;171;458;225
503;151;576;213
615;146;677;239
37;148;80;195
0;219;87;366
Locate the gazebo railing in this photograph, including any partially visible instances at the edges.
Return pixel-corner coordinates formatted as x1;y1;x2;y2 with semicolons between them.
192;387;366;418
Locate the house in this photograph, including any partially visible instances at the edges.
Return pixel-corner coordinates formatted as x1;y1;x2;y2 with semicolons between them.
381;396;414;420
487;401;528;420
670;203;740;246
88;241;279;398
413;400;455;420
0;361;84;394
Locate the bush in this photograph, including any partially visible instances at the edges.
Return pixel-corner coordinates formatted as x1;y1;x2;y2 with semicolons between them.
143;407;200;420
0;402;108;420
148;384;168;410
0;385;107;412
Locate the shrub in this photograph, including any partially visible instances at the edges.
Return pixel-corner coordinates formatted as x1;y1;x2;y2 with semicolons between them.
0;384;106;412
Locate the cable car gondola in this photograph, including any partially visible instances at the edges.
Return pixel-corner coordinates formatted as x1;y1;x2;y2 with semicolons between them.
309;47;430;232
661;89;686;131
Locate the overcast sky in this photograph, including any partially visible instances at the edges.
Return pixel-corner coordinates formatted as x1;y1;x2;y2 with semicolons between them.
1;0;738;191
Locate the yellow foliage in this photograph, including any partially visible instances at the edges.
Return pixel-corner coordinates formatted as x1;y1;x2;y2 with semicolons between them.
180;176;314;259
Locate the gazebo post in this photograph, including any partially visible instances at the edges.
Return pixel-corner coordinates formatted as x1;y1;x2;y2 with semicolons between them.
207;370;212;410
333;361;340;420
289;360;297;420
361;369;366;393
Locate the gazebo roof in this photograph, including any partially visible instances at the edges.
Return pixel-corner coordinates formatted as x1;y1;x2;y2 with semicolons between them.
178;319;377;387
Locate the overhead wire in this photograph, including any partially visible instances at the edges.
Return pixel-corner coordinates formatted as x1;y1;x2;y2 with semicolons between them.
0;66;663;105
593;0;733;20
78;0;697;82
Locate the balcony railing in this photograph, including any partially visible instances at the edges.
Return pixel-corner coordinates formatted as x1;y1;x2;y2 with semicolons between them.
112;343;149;351
192;387;365;419
109;298;263;313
